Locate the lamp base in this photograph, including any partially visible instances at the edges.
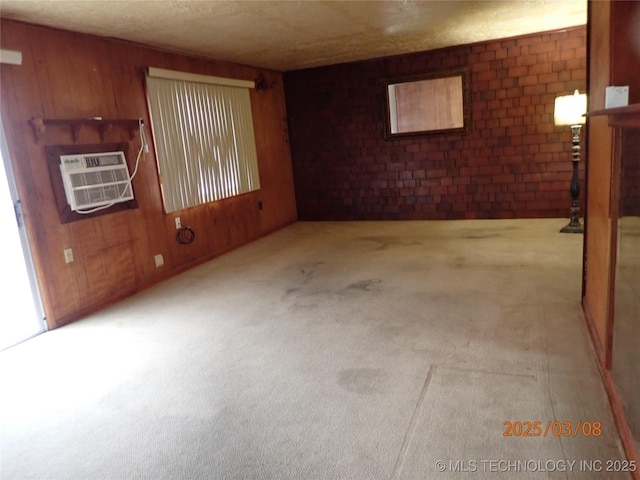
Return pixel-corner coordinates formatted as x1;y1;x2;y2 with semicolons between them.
560;220;583;234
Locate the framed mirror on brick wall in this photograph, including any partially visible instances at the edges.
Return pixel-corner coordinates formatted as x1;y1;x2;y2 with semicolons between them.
383;70;469;138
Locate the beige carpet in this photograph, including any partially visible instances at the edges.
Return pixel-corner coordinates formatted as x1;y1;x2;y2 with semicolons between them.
0;219;628;479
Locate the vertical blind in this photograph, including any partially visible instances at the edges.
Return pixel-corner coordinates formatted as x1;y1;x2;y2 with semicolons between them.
146;68;260;213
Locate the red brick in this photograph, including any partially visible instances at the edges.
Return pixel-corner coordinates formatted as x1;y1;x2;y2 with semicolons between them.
552;60;567;72
499;117;515;127
537;53;550;63
539;72;559;83
502;57;517;68
474;61;492;72
501;77;518;88
560;49;576;60
565;58;582;70
507;106;527;116
516;54;538;66
524;85;546;95
479;50;496;61
571;69;586;80
488;79;502;90
562;37;584;49
528;63;552;75
509;65;528;77
495;48;509;60
530;42;557;54
519;97;532;106
507;45;522;57
506;86;524;98
546;81;566;93
476;70;497;81
519;74;539;86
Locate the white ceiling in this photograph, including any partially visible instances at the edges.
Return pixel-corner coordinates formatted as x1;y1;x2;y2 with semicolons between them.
0;0;587;71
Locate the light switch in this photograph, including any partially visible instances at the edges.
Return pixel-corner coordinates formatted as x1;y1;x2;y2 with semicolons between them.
64;248;74;263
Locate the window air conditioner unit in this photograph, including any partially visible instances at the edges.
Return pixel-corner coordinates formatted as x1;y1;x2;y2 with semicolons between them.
59;151;134;212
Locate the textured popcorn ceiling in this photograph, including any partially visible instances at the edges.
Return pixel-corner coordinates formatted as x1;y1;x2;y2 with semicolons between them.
0;0;586;71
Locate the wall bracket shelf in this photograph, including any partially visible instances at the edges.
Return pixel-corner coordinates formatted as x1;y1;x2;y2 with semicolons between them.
29;118;140;143
587;103;640;128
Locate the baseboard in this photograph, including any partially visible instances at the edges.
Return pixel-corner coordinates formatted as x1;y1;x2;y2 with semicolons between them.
582;301;639;479
582;301;607;367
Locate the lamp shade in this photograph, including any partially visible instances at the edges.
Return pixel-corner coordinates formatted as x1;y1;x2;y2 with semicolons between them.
554;90;587;126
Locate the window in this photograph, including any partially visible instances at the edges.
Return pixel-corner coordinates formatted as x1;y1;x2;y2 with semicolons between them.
384;70;468;138
146;67;260;213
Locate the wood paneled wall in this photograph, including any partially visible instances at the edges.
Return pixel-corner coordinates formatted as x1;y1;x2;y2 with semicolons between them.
0;20;297;329
583;2;640;471
584;0;614;356
583;0;640;361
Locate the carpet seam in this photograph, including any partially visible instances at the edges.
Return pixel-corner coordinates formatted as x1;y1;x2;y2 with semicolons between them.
389;365;435;480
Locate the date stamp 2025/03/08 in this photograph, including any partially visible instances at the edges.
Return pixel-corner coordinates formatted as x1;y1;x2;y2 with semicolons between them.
503;420;602;437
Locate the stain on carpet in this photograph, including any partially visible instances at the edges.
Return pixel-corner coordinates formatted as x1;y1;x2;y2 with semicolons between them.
290;302;318;312
297;261;325;281
376;325;404;339
451;255;466;268
346;279;382;291
338;368;386;395
281;262;327;301
456;226;517;239
360;236;421;251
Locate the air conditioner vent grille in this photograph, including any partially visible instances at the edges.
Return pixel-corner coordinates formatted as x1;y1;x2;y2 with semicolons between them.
69;169;129;187
73;183;132;208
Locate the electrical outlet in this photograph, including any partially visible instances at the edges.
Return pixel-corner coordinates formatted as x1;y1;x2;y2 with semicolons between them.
175;217;181;229
154;254;164;268
64;248;74;263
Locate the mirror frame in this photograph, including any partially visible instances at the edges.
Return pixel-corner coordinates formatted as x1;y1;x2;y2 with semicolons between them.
383;69;470;139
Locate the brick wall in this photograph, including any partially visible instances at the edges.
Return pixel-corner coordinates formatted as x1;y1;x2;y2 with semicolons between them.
284;27;587;220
